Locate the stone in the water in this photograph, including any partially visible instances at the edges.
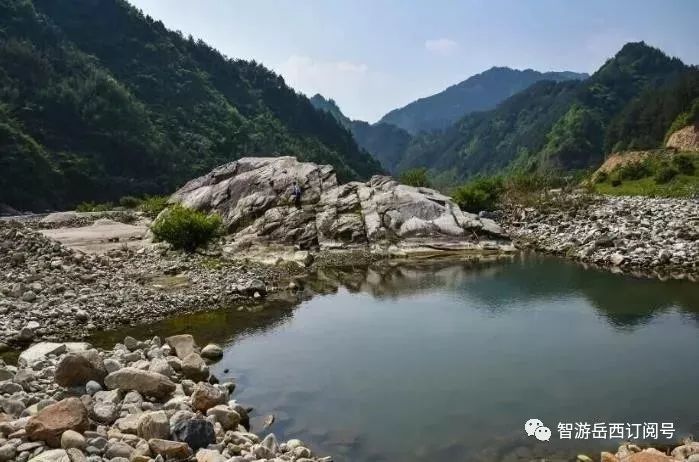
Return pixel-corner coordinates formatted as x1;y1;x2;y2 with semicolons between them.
171;418;215;451
205;405;240;430
200;343;223;359
26;398;89;447
103;367;176;399
165;334;197;359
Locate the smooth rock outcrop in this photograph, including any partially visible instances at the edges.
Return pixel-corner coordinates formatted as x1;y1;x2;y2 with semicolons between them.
169;157;507;252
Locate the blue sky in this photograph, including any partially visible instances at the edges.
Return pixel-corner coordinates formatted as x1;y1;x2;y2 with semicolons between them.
128;0;699;122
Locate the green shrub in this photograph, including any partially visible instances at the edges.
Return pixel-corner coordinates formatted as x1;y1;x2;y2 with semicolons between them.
139;195;169;218
118;195;141;209
654;164;679;184
452;176;504;212
672;154;695;175
617;160;652;181
610;175;622;187
75;201;113;212
150;204;222;251
398;168;430;188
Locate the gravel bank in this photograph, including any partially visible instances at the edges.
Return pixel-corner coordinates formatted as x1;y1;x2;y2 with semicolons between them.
505;195;699;281
0;222;294;349
0;334;331;461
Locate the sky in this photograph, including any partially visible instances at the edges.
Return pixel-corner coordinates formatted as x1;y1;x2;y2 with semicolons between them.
127;0;699;122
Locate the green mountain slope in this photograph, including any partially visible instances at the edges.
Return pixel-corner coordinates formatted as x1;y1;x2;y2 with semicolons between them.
0;0;381;210
605;67;699;152
309;94;412;173
379;67;588;134
399;42;690;183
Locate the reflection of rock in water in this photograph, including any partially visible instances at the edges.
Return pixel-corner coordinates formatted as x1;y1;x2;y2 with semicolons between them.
300;257;515;299
297;255;699;330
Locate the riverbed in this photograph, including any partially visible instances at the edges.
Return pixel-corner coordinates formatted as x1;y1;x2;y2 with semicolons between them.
89;255;699;461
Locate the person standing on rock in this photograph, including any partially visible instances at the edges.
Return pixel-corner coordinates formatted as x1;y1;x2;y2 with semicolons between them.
291;180;303;207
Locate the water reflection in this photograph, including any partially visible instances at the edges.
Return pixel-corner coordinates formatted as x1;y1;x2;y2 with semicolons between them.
301;256;699;329
85;255;699;462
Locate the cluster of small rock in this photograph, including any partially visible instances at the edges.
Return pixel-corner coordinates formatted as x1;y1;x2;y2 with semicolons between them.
506;195;699;280
599;441;699;461
0;334;328;462
0;222;288;348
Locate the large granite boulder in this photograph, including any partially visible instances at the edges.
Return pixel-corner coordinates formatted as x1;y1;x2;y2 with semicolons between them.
169;156;506;251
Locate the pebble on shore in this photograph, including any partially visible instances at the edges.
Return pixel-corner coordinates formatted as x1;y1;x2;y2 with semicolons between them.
0;334;330;462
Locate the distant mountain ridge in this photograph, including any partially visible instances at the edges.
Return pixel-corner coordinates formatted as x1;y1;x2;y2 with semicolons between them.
397;42;693;184
309;94;412;173
379;67;589;134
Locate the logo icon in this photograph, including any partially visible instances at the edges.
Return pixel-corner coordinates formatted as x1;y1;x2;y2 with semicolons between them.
525;418;551;441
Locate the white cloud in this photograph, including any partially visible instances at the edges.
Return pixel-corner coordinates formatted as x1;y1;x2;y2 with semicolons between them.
425;38;458;56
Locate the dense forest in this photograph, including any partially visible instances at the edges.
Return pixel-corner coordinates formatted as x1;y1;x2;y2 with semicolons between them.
396;42;695;185
309;94;412;173
379;67;588;134
0;0;382;211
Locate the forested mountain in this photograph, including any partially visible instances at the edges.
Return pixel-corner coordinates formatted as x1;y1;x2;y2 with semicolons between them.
379;67;588;134
0;0;382;211
605;68;699;153
398;42;692;183
309;94;412;173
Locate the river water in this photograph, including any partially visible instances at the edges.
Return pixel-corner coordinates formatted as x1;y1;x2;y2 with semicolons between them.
94;255;699;461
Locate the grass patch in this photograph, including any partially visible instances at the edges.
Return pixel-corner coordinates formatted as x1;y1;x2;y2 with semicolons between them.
594;152;699;197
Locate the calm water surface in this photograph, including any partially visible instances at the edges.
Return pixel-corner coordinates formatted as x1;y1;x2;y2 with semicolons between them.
97;256;699;461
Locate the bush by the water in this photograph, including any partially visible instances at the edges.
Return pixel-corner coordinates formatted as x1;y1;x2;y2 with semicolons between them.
398;168;430;188
150;204;222;251
452;177;504;212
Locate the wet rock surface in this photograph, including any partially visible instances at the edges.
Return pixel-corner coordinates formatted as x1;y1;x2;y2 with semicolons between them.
0;335;330;462
505;195;699;280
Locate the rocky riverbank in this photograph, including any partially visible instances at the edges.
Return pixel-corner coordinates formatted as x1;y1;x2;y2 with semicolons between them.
0;334;329;462
0;221;295;349
598;442;699;462
505;194;699;281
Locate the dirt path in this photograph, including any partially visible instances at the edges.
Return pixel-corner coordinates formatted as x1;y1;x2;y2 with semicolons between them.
39;219;148;254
